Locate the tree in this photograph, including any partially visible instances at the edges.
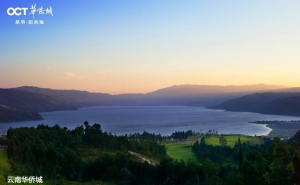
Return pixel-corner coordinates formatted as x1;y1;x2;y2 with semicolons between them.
203;159;219;185
200;137;205;146
237;137;241;146
241;151;268;185
238;146;243;171
264;141;294;185
219;136;227;146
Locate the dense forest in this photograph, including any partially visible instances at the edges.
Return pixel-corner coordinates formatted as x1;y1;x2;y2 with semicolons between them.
4;122;300;185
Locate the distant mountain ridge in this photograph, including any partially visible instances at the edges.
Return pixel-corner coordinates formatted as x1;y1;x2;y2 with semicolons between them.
145;84;287;97
0;84;296;123
15;84;288;107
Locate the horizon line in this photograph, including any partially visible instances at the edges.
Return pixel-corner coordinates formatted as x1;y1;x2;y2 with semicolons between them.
0;83;293;95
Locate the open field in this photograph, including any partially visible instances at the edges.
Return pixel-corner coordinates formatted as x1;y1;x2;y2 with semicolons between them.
165;135;264;163
165;143;198;163
204;135;264;147
0;149;9;184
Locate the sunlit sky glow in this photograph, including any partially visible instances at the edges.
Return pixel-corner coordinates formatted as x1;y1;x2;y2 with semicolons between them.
1;0;300;94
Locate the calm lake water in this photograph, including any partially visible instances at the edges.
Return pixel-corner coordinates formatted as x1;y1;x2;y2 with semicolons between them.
1;106;299;136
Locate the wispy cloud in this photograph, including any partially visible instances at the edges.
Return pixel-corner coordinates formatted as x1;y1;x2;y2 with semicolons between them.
67;72;75;77
99;72;106;76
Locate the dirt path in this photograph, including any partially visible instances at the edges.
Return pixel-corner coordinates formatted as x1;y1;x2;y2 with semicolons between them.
128;151;159;166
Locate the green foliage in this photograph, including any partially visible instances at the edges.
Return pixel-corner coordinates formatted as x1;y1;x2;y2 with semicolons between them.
241;151;268;185
203;159;219;185
170;130;195;140
238;146;243;171
205;135;263;147
219;136;227;146
0;149;10;184
192;140;233;163
6;122;167;184
6;123;300;185
264;140;295;185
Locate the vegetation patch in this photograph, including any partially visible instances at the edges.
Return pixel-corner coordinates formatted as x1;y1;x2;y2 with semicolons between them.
0;149;9;184
165;143;198;163
5;123;300;185
204;135;264;147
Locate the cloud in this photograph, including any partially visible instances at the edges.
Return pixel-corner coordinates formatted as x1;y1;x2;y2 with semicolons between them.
99;72;106;76
67;72;75;77
46;66;51;70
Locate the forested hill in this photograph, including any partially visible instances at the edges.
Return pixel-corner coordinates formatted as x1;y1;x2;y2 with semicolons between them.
0;89;77;112
211;92;300;116
260;96;300;116
0;89;77;123
0;109;43;123
5;122;300;185
16;86;114;107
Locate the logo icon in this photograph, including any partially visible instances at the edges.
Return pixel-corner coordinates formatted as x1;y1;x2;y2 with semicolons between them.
7;7;28;16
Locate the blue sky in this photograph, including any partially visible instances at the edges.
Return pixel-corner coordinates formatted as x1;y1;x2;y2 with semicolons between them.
1;0;300;94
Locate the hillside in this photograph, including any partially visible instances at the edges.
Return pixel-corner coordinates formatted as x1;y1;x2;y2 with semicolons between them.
15;86;113;106
0;89;77;112
0;109;43;123
211;92;300;116
0;89;77;123
260;96;300;116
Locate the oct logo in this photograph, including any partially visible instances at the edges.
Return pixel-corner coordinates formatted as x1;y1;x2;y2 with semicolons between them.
7;7;28;16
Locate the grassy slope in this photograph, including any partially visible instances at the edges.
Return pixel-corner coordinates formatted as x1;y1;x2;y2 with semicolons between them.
0;150;9;184
165;135;264;163
165;143;198;163
204;135;264;147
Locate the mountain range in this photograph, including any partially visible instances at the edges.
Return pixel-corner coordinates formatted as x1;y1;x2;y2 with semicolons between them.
1;84;299;123
16;84;288;106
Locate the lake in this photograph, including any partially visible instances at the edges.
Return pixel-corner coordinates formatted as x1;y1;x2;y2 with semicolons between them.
1;106;299;136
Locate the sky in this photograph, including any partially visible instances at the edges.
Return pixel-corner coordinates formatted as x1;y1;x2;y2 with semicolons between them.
0;0;300;94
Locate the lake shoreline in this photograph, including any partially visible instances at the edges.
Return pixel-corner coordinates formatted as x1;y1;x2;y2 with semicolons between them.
1;106;298;137
250;120;300;139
